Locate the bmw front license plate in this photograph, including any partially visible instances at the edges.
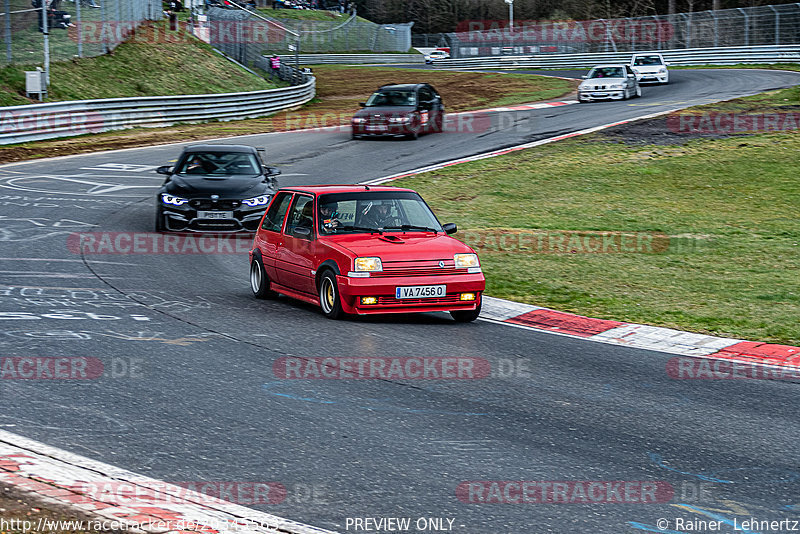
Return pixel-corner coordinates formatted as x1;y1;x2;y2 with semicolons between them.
197;211;233;219
395;285;446;299
366;126;387;132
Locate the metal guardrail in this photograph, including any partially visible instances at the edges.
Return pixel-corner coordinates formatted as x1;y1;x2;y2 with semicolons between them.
432;45;800;70
0;76;315;145
294;53;424;64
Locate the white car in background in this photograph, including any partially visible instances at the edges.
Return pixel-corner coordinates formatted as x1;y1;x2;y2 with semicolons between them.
630;53;670;84
577;64;641;103
425;50;450;64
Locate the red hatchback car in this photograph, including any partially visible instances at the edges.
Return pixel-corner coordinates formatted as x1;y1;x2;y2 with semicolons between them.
248;185;485;321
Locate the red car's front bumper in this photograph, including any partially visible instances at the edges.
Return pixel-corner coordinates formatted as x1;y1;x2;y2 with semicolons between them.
336;273;486;315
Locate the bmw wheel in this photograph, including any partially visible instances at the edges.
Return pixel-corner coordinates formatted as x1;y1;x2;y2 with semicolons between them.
319;270;344;319
155;206;166;232
250;256;272;299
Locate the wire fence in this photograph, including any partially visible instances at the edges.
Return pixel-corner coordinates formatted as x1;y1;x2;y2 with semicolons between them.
200;5;412;73
1;0;161;64
427;3;800;58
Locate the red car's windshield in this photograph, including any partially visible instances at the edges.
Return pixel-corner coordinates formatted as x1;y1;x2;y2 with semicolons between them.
318;192;442;234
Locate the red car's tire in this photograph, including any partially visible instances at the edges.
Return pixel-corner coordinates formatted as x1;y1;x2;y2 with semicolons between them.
250;256;273;299
319;270;344;319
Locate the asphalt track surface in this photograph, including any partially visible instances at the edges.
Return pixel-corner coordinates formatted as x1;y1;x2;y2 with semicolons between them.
1;69;800;533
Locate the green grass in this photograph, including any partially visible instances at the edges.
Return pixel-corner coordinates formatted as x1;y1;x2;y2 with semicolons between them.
392;86;800;345
0;19;277;104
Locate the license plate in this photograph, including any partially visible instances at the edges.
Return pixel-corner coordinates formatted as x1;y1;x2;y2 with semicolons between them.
591;92;607;97
366;125;387;132
197;211;233;219
395;285;446;299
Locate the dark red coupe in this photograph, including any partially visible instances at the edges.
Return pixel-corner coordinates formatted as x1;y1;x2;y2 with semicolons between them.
248;185;485;321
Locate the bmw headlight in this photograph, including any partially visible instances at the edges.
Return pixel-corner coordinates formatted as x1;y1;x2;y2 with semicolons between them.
609;84;624;90
659;67;667;73
354;257;383;272
352;117;367;124
388;116;411;123
241;194;271;207
454;253;480;269
161;193;188;206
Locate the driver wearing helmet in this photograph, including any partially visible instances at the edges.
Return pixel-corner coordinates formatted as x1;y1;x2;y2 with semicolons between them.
362;200;399;229
319;201;341;233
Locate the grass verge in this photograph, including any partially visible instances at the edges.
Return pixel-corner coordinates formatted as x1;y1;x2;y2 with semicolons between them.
0;19;277;107
0;64;575;164
392;84;800;345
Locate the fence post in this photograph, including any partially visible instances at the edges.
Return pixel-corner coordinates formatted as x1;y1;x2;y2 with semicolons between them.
737;8;749;47
101;1;108;54
711;10;717;48
4;0;10;63
770;5;779;45
76;0;82;58
682;13;690;49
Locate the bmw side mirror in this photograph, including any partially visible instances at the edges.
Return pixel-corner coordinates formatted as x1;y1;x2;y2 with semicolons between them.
264;166;281;176
442;223;457;235
359;102;366;107
156;166;172;175
581;75;587;79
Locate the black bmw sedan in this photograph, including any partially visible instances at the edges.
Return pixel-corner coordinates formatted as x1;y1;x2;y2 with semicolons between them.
155;145;280;233
351;83;445;140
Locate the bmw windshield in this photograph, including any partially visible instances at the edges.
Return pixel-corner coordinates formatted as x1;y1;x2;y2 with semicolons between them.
587;67;625;79
364;91;417;107
177;152;261;176
318;191;443;234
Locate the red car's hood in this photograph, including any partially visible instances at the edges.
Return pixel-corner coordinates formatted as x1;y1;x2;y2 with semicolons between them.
323;233;475;262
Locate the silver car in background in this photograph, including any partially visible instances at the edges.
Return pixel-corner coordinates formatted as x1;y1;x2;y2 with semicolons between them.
631;53;670;84
577;64;642;103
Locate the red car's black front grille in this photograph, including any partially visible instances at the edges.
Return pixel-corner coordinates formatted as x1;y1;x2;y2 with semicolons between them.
377;294;470;306
371;266;462;278
370;259;461;278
